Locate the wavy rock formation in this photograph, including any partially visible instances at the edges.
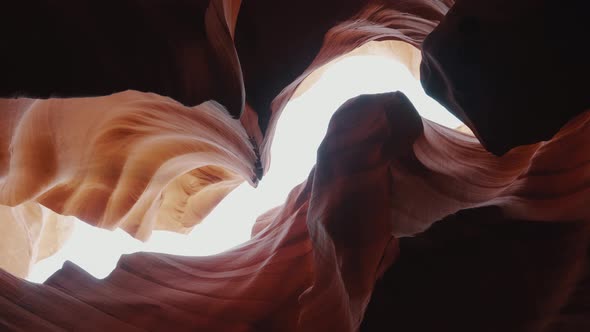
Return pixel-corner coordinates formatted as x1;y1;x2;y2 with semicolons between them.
0;203;74;278
0;0;452;277
0;0;589;331
0;92;256;275
1;93;587;331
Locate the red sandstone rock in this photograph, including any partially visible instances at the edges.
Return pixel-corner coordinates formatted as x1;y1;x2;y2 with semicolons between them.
0;0;588;331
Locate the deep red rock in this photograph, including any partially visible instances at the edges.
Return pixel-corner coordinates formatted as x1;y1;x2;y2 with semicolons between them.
0;1;588;331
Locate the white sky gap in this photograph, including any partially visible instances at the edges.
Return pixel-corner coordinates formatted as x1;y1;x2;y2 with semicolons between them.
27;55;462;283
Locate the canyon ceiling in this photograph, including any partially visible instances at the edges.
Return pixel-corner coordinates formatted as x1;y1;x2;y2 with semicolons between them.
0;0;588;331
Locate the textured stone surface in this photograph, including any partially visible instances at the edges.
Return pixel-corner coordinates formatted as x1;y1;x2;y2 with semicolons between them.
0;0;588;331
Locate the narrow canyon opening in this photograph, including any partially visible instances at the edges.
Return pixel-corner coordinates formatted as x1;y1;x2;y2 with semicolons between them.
27;53;462;283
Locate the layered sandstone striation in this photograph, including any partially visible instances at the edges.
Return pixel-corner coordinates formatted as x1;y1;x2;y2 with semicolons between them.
0;0;588;331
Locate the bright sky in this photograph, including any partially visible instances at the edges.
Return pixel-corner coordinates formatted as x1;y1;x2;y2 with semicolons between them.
27;55;462;283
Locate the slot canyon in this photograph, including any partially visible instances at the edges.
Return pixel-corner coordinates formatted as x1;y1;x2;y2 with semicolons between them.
0;1;588;331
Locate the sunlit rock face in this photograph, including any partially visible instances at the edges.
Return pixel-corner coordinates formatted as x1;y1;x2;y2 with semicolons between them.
0;203;74;278
0;92;256;276
0;0;588;331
